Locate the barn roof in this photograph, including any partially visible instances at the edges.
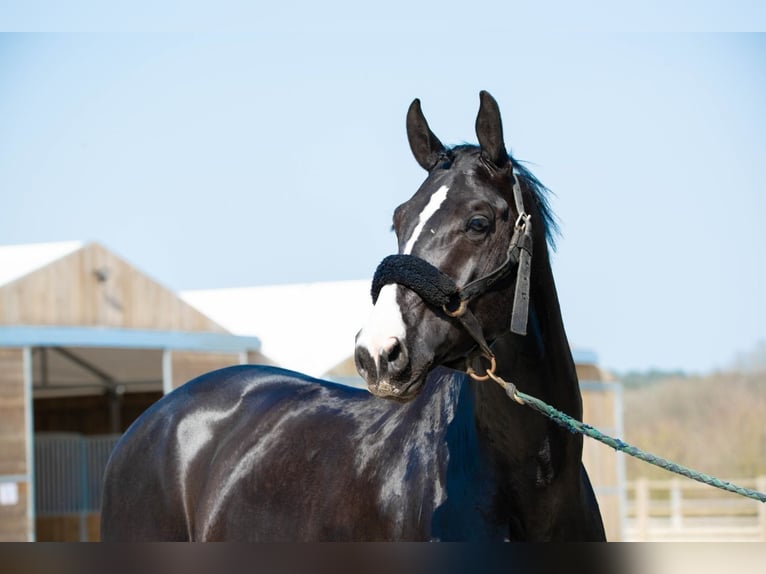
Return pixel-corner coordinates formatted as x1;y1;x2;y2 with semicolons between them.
0;240;235;335
0;240;265;398
181;280;372;378
0;240;84;287
0;240;263;354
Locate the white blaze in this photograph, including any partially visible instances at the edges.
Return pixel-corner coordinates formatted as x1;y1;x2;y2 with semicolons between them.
356;186;450;375
403;185;449;255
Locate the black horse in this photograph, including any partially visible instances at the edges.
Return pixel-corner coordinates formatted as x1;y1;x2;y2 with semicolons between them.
100;92;605;541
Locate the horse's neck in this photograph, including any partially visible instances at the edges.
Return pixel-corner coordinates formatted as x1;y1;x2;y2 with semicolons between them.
472;240;583;477
499;235;581;414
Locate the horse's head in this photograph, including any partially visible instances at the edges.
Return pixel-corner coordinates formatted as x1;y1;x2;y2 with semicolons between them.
355;91;553;401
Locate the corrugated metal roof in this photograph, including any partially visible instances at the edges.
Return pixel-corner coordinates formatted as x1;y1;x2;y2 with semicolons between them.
0;240;84;287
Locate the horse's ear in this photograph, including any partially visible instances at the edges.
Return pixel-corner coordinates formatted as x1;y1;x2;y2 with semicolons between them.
476;91;509;168
406;98;446;171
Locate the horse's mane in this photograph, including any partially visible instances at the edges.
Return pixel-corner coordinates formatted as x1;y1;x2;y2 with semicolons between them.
510;154;560;250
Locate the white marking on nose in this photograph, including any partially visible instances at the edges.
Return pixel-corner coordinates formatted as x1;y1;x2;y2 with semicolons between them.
356;185;449;376
403;185;449;255
356;284;406;372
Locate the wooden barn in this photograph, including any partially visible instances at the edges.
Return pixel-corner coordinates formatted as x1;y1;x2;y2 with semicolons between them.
0;241;264;541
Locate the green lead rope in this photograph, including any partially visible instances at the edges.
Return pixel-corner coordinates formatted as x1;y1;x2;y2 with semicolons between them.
504;384;766;503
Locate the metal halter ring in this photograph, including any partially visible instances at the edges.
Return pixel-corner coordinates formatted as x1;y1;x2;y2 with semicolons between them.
466;354;497;382
442;299;468;318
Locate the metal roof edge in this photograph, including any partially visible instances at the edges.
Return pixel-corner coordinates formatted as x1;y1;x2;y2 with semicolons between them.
0;325;261;353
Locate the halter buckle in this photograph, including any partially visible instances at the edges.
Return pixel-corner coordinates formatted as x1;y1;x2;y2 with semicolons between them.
515;212;531;231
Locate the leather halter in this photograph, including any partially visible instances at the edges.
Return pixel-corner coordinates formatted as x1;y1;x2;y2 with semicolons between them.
370;172;533;371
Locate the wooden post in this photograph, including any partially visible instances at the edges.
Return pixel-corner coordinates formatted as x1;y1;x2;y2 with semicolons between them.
579;378;623;540
758;476;766;542
670;478;682;531
635;477;649;541
0;348;32;541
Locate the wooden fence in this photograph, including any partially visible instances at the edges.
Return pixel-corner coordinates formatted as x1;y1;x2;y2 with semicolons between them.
624;476;766;541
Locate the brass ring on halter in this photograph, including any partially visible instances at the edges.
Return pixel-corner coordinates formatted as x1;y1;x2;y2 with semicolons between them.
467;354;496;382
443;299;468;318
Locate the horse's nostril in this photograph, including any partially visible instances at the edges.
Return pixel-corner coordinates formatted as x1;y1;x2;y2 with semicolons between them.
354;345;374;382
355;336;408;384
383;337;401;363
380;337;408;376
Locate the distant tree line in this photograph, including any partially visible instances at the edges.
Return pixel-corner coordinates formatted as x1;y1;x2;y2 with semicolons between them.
623;371;766;479
616;369;688;388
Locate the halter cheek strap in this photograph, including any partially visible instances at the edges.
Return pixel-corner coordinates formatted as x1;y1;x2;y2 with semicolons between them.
370;172;533;363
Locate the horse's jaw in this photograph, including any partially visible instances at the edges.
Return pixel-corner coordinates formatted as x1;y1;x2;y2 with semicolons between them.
366;377;423;402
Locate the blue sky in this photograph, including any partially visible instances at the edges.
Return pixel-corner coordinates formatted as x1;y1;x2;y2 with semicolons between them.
0;20;764;373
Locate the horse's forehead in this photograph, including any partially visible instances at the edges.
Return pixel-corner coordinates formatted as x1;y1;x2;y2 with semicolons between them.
409;167;479;206
413;170;498;212
398;149;505;227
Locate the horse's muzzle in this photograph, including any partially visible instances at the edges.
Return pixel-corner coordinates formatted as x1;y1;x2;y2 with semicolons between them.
354;335;418;399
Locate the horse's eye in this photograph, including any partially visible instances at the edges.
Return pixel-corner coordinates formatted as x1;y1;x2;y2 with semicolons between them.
466;215;490;234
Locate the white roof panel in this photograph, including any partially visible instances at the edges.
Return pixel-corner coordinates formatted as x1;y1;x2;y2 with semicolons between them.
181;280;373;378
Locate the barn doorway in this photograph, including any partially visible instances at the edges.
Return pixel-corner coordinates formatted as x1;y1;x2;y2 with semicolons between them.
31;346;163;541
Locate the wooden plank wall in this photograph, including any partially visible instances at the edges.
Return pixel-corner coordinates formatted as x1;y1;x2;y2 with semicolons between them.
36;514;100;542
0;242;226;333
0;483;29;542
169;351;242;391
0;348;30;541
246;349;276;367
578;362;623;541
